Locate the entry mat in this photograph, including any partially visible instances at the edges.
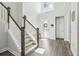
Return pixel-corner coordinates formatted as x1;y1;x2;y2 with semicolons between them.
34;48;46;54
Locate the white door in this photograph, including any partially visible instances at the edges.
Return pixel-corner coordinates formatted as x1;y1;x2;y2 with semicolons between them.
55;16;64;38
43;21;49;39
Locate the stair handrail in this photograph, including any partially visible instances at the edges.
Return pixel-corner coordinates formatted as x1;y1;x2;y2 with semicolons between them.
0;2;21;31
0;2;7;9
9;14;21;30
22;15;37;31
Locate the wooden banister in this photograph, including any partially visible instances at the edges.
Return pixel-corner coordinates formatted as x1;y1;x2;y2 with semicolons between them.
9;14;21;31
0;2;21;31
7;7;10;29
37;28;39;47
23;15;37;31
0;2;7;9
21;27;25;56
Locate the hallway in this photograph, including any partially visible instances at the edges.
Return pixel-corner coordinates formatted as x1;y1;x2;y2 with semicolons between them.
27;39;73;56
0;2;78;56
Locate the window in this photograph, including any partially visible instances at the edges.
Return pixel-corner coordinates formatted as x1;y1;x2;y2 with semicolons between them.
43;2;53;8
41;2;54;12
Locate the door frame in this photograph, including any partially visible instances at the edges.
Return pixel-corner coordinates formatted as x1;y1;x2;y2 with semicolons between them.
55;16;64;40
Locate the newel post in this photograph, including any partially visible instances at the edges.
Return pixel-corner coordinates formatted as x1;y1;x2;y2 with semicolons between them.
21;27;25;56
21;15;26;56
37;28;39;47
7;7;11;29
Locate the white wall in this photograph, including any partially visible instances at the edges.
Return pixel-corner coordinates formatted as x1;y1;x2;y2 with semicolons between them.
16;3;23;26
70;3;78;56
4;2;22;26
23;2;41;27
0;21;8;52
77;2;79;56
0;2;8;52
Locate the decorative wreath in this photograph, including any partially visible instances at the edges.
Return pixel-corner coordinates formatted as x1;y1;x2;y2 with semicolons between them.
43;23;48;28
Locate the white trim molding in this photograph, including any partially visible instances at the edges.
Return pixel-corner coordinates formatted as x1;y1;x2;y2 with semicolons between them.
0;47;8;53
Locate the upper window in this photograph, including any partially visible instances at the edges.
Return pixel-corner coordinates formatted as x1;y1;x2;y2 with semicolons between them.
43;2;53;8
41;2;54;12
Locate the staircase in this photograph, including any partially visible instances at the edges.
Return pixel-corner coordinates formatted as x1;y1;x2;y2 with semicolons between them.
0;2;39;56
25;33;37;54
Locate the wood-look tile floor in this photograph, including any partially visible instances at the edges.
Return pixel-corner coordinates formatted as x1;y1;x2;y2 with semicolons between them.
27;39;73;56
0;39;73;56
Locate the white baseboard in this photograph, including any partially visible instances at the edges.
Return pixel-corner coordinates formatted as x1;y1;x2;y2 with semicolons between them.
7;47;21;56
0;47;8;53
0;47;21;56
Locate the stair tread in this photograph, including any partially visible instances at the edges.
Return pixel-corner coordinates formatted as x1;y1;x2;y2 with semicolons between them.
25;44;37;55
25;33;29;34
25;39;34;43
25;37;31;39
25;36;30;37
25;44;36;51
25;41;35;47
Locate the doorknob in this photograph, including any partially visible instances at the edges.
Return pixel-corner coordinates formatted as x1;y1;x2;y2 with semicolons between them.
51;24;54;27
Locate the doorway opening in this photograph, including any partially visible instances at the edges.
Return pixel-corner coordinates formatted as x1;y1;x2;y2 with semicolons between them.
55;16;64;40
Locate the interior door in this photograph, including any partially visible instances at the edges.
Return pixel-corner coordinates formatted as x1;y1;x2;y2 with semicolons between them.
55;16;64;39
